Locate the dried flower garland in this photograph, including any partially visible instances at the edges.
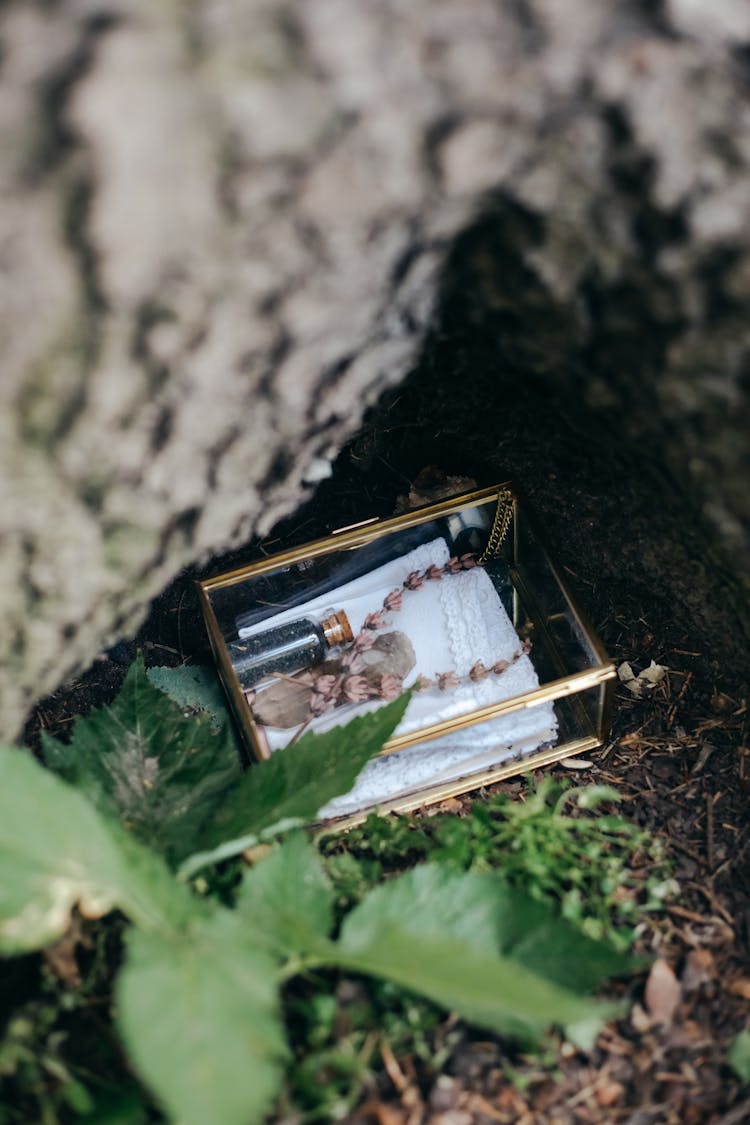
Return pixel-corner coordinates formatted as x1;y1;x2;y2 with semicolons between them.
247;551;533;725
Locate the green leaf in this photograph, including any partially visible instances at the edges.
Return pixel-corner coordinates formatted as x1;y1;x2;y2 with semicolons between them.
0;746;192;952
235;833;334;959
42;654;242;867
729;1029;750;1083
146;664;233;732
338;864;631;994
180;693;411;879
573;785;622;810
333;864;623;1044
116;910;287;1125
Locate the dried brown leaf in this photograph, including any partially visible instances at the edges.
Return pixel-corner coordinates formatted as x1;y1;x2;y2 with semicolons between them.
595;1079;625;1108
644;958;681;1025
727;976;750;1000
630;1001;653;1033
681;948;715;992
638;661;667;686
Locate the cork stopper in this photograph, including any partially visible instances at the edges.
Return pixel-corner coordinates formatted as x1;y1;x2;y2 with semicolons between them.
321;609;353;648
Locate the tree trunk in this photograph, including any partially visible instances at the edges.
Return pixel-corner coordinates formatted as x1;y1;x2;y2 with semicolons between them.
2;0;750;736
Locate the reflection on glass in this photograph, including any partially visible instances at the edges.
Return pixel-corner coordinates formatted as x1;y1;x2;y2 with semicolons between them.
201;487;615;823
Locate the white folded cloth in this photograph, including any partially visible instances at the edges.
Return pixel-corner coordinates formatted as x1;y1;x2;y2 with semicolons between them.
239;536;557;817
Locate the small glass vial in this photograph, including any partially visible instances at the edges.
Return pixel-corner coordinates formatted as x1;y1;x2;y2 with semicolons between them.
228;609;353;689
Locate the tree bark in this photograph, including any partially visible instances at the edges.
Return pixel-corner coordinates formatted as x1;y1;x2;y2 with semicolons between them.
2;0;750;736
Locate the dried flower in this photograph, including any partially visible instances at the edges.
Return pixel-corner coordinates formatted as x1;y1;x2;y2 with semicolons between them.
414;674;434;692
403;570;424;591
363;610;387;631
310;690;334;716
353;631;377;652
343;675;370;703
425;564;443;582
437;671;461;691
522;637;533;655
383;589;403;612
379;673;403;701
340;649;363;673
444;556;462;575
313;674;338;697
469;661;489;681
460;553;477;569
492;659;509;675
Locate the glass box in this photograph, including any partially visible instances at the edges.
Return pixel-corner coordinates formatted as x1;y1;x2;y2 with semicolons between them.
198;484;615;826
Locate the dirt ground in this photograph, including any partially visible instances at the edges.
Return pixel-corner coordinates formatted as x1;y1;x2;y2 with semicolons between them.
20;260;750;1124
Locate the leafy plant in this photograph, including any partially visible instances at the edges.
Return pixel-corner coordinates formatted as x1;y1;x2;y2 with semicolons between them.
0;658;634;1124
728;1029;750;1083
351;776;673;951
145;664;233;731
40;655;407;877
443;778;676;948
0;937;149;1125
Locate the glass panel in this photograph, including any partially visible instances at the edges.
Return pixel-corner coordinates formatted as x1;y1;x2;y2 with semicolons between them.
204;490;606;774
319;685;603;822
511;501;607;672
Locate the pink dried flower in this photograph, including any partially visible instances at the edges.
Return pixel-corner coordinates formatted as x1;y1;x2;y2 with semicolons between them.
379;673;403;701
383;589;403;612
521;637;533;655
343;675;370;703
444;556;462;575
363;610;387;631
460;553;477;569
313;674;338;697
353;631;377;652
403;570;424;591
437;671;461;691
492;659;510;675
414;674;434;693
425;564;443;582
469;661;489;681
340;649;363;673
310;691;334;716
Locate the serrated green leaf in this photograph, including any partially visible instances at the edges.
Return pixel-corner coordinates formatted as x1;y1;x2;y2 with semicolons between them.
729;1029;750;1083
42;654;242;868
337;923;603;1043
116;910;287;1125
0;746;192;953
180;694;411;879
338;864;631;995
146;664;233;733
235;833;334;959
333;864;623;1043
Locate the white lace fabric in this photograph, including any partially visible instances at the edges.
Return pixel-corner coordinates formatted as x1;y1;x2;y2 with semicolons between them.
237;536;558;817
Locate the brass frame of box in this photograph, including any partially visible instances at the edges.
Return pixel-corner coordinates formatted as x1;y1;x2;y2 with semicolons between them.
198;483;616;824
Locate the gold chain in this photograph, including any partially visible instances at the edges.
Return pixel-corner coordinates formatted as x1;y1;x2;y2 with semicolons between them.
476;488;514;565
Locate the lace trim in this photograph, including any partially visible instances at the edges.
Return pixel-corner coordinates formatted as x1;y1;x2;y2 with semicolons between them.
438;565;523;704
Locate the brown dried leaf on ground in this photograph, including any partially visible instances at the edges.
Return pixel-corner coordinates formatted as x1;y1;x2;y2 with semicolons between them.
681;948;716;992
644;959;682;1025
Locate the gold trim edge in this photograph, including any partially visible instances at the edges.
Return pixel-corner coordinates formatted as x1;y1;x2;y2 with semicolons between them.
315;734;604;835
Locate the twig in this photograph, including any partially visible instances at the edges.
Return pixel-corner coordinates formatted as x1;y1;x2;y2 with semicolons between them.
667;671;693;729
